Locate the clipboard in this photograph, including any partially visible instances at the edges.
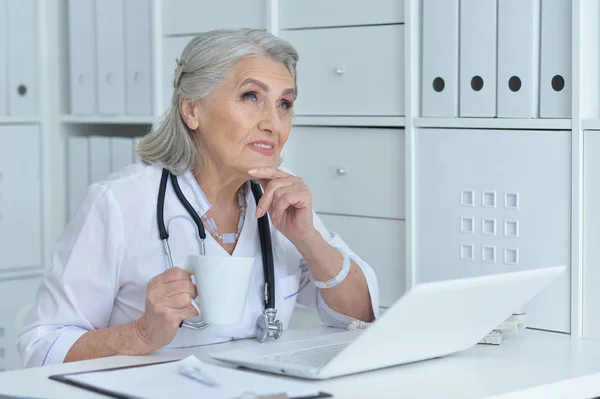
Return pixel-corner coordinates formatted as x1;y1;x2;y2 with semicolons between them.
49;357;333;399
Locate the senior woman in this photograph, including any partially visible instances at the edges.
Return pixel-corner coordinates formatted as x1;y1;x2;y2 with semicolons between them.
18;28;379;368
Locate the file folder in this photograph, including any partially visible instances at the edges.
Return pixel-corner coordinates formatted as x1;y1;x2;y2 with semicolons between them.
422;0;459;117
89;136;111;184
67;135;90;219
539;0;571;118
7;0;37;116
0;0;7;116
125;0;152;116
497;0;540;118
96;0;125;115
110;136;134;173
68;0;96;115
459;0;497;117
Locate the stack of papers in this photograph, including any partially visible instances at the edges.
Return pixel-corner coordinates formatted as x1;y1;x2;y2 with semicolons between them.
50;356;327;399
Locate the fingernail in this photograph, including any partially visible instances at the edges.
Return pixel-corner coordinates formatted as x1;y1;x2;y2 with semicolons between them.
256;207;264;217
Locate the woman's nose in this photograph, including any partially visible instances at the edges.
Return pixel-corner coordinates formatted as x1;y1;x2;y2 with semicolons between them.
257;106;279;134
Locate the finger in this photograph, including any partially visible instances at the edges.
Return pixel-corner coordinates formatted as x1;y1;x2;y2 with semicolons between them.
181;305;199;319
164;280;197;298
248;167;290;180
271;188;311;224
159;267;193;284
255;178;296;218
166;293;195;309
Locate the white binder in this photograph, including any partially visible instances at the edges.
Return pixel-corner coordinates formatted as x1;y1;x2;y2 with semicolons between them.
421;0;459;117
68;0;96;115
125;0;152;116
96;0;125;115
539;0;571;118
110;136;134;173
7;0;37;116
459;0;497;117
89;136;111;184
0;0;7;116
497;0;540;118
67;135;91;219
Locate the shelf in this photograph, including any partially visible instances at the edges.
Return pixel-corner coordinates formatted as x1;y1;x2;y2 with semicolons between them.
0;268;44;282
292;116;405;127
582;119;600;131
61;115;156;125
0;117;40;125
414;117;572;130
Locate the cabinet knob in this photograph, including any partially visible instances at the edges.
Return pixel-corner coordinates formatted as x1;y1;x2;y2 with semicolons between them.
335;68;345;76
134;71;142;84
78;73;85;86
336;167;348;175
106;73;115;85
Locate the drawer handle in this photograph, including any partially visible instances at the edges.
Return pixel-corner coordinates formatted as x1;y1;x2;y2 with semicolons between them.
334;68;345;76
336;167;348;175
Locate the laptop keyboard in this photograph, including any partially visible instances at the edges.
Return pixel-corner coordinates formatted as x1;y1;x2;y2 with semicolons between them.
261;343;349;368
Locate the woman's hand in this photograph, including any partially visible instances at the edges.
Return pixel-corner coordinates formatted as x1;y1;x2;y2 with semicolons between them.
135;267;198;353
248;167;318;245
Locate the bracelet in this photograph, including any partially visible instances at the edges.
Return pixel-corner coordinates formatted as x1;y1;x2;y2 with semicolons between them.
309;247;351;289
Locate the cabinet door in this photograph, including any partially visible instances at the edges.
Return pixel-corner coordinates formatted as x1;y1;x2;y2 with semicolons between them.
0;276;42;371
0;125;41;270
584;131;600;338
318;214;406;307
416;128;571;333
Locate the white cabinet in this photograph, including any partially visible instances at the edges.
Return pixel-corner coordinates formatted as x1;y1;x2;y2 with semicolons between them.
416;128;571;333
318;214;406;308
0;125;41;271
0;275;42;371
283;127;405;219
281;25;405;117
583;131;600;338
279;0;404;30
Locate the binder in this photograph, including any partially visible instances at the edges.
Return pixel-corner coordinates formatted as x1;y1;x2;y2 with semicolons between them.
7;0;37;116
96;0;125;115
110;136;134;173
125;0;152;116
68;0;96;115
497;0;540;118
539;0;571;118
67;135;90;219
459;0;497;117
89;135;111;184
421;0;459;117
0;0;7;116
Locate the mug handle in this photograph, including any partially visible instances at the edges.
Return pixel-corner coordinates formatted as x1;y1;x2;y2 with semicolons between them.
177;257;210;330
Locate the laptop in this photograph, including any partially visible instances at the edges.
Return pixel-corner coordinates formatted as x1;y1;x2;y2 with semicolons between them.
211;265;565;380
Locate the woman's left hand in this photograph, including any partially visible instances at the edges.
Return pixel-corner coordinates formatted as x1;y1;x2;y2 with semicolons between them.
248;167;316;244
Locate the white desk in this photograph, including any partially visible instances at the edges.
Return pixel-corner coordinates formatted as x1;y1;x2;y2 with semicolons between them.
2;328;600;399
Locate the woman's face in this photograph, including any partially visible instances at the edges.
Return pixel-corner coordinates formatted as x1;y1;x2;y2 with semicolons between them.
182;56;296;178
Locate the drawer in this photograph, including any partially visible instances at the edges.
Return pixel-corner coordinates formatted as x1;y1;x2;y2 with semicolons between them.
317;214;406;308
280;0;405;29
163;0;266;36
282;127;405;219
280;25;405;116
0;276;42;371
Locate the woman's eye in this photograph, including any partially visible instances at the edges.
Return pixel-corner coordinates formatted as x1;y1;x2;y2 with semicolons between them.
279;100;293;110
243;92;258;101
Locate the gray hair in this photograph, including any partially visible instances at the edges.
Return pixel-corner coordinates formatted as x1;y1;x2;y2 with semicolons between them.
138;28;299;175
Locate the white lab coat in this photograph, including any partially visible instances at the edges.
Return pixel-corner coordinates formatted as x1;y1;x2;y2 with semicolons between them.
17;163;379;368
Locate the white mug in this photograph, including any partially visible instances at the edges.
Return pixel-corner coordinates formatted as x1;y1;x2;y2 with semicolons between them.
181;254;255;325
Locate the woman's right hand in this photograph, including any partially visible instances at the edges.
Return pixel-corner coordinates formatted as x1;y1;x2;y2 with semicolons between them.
134;267;198;353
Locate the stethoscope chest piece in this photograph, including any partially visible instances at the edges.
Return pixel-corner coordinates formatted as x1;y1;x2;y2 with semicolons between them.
256;308;283;343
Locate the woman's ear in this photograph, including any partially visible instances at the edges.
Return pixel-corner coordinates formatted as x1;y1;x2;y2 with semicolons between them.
179;98;200;130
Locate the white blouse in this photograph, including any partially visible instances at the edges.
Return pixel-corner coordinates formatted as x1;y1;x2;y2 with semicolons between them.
17;163;379;368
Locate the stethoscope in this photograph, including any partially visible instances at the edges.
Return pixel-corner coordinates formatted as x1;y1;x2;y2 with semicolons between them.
156;169;283;342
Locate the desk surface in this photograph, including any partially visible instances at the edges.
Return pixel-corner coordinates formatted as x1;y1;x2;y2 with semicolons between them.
2;328;600;399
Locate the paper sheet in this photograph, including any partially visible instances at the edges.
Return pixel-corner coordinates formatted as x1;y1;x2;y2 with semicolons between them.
64;356;320;399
